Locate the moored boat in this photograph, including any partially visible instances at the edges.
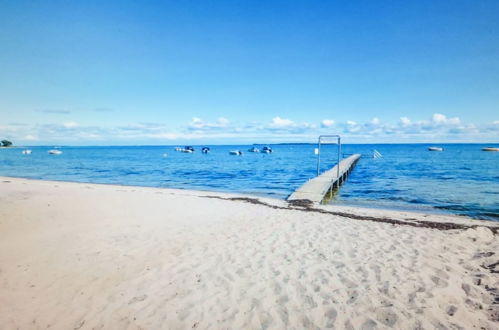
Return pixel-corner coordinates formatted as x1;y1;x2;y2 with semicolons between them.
248;147;259;153
262;146;273;153
229;150;243;155
428;147;443;151
22;149;32;155
48;149;63;155
181;146;195;153
481;147;499;151
201;147;210;154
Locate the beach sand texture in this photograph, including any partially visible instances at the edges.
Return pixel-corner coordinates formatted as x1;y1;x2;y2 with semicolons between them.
0;177;498;329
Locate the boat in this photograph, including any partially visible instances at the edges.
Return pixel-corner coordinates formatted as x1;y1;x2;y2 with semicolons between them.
48;149;63;155
428;147;444;151
262;146;273;154
482;147;499;152
201;147;210;154
22;149;32;155
181;146;194;153
229;150;243;155
247;147;260;153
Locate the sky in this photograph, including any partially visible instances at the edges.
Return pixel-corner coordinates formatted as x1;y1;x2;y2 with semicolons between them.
0;0;498;145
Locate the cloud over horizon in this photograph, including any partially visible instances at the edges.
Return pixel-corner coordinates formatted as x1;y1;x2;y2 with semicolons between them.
1;113;498;145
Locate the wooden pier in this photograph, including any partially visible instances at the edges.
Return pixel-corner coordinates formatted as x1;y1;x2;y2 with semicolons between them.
287;154;361;204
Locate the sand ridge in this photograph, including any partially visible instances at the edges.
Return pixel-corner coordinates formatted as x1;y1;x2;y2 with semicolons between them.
0;177;498;329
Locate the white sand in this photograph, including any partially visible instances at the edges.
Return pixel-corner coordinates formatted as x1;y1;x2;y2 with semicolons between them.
0;177;498;329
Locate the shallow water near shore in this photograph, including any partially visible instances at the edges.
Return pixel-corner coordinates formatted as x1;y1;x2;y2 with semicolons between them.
1;144;498;220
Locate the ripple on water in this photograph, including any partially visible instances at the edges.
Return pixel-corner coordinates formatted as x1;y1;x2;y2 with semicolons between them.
1;144;498;221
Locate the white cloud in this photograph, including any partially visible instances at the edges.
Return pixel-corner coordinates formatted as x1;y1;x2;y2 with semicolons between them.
188;117;230;130
400;117;411;126
432;113;460;125
63;121;79;129
432;113;446;123
23;135;38;141
217;117;229;127
269;116;295;128
189;117;204;129
321;119;335;127
3;112;498;144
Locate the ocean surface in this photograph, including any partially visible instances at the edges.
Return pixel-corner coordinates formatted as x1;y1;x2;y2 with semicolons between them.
1;144;498;221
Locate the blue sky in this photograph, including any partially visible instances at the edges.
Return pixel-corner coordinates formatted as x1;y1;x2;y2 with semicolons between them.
0;0;498;145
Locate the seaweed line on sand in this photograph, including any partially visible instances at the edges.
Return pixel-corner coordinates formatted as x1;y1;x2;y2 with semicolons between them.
201;196;499;235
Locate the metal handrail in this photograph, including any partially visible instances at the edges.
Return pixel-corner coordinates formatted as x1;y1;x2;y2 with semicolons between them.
316;135;341;178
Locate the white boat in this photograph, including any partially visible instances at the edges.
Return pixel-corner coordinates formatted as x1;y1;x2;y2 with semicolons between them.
428;147;443;151
248;147;259;153
229;150;243;155
22;149;32;155
201;147;210;154
181;149;193;153
482;147;499;152
262;146;273;153
48;149;63;155
174;147;182;151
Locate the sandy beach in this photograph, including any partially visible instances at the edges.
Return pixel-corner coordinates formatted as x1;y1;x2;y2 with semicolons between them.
0;177;498;329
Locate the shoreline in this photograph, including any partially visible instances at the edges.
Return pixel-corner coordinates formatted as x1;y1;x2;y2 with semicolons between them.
0;176;498;328
1;175;497;224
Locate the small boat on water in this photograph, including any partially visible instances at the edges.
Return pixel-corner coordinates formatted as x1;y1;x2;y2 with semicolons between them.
229;150;243;155
201;147;210;154
262;146;273;154
48;149;63;155
22;149;32;155
181;146;194;153
482;147;499;152
428;147;444;152
247;147;259;153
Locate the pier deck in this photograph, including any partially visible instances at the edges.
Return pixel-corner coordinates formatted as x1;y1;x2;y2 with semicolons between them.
287;154;361;204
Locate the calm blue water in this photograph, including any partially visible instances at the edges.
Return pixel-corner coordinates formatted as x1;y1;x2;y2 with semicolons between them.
0;144;498;221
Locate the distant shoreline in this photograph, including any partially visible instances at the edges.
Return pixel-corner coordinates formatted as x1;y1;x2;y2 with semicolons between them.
6;142;498;147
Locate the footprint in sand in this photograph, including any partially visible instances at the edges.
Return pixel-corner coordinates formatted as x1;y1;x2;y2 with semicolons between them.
430;275;448;288
346;290;359;304
446;305;458;316
324;308;337;328
375;308;398;327
128;294;147;304
360;318;377;330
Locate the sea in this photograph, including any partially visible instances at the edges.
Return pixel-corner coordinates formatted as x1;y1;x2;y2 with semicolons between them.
1;144;498;221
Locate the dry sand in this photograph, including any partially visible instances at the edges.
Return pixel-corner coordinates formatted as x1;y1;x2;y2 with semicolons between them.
0;176;498;329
